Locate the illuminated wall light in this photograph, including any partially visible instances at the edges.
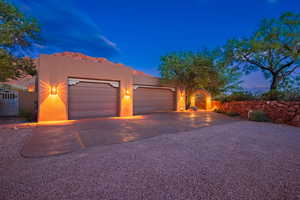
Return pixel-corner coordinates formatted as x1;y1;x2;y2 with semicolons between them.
125;90;130;98
50;85;58;96
181;91;184;97
27;86;35;92
180;92;184;100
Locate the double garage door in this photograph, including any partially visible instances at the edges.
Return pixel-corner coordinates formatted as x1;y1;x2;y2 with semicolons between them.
68;78;175;119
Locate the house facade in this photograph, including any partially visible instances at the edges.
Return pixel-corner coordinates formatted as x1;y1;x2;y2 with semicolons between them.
36;52;186;122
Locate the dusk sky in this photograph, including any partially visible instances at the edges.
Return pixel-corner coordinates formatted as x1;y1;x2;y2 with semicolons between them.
11;0;300;90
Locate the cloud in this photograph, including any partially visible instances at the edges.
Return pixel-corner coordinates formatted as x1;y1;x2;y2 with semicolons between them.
11;0;119;58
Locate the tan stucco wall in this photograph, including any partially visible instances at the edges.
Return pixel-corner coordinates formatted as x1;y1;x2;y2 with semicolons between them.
133;73;160;86
38;54;134;121
38;53;186;122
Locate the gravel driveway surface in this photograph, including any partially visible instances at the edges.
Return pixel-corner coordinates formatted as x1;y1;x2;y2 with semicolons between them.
1;120;300;200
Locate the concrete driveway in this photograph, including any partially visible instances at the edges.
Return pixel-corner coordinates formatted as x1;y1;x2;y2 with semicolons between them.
21;111;241;157
1;118;300;200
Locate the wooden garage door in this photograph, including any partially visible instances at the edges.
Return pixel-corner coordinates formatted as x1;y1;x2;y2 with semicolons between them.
69;81;118;119
133;87;175;114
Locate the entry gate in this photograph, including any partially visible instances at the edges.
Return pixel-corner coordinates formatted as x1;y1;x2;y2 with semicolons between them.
0;88;19;116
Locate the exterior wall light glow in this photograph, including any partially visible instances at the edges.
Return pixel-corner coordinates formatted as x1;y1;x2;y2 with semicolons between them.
50;86;58;96
27;86;35;92
125;90;130;98
181;91;185;97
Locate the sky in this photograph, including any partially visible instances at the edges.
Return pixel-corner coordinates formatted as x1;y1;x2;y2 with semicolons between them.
10;0;300;90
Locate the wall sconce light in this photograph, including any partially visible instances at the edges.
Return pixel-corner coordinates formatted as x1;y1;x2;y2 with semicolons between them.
125;90;130;97
181;91;185;97
50;85;58;96
27;86;35;93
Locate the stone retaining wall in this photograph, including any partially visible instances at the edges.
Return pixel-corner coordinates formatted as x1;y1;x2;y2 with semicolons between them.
218;101;300;127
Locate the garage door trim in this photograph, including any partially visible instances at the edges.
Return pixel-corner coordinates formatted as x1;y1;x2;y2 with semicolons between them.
68;78;119;88
133;85;175;92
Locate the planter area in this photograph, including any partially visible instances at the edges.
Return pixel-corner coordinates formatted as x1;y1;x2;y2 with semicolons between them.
218;101;300;127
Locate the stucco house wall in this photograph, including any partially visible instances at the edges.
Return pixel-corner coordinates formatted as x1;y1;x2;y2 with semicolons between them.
37;53;186;122
133;71;160;85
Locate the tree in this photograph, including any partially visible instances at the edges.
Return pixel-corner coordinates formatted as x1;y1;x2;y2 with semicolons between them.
223;12;300;91
0;0;40;82
159;51;241;97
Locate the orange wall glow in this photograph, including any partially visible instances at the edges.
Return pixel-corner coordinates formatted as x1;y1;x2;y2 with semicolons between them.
120;87;133;117
27;85;35;92
189;89;212;110
38;54;185;121
50;85;58;96
176;88;186;111
39;80;68;121
206;96;212;110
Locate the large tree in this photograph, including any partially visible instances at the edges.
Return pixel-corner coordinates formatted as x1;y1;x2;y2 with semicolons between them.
0;0;40;82
223;12;300;90
159;51;241;97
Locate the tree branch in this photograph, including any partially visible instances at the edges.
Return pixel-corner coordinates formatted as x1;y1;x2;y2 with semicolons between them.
282;65;299;77
276;55;290;66
242;54;272;72
276;60;295;73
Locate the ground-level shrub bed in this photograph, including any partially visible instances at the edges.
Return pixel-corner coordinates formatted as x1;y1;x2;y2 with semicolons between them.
248;110;271;122
216;89;300;103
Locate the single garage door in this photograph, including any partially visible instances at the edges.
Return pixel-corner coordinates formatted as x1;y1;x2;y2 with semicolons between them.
133;86;175;114
68;78;119;119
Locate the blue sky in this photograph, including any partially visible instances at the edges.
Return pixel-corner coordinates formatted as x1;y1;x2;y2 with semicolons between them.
11;0;300;90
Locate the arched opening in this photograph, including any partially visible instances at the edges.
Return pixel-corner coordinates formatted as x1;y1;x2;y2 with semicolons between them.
189;89;212;110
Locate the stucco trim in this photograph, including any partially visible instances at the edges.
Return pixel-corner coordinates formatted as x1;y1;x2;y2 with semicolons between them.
68;78;120;88
133;85;176;92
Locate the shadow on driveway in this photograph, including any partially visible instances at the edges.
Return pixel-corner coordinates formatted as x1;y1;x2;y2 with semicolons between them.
22;111;241;158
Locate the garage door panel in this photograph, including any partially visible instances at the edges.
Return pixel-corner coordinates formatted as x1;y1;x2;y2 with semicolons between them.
70;89;118;95
133;87;175;114
69;81;118;119
72;95;117;105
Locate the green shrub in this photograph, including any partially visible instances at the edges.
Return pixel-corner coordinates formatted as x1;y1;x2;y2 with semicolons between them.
225;111;240;117
217;91;256;103
261;90;285;101
216;89;300;103
283;89;300;101
248;110;270;122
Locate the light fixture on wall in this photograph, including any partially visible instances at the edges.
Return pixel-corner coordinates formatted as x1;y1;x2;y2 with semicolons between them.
181;90;185;97
180;91;185;100
27;86;35;92
125;90;130;98
50;85;58;96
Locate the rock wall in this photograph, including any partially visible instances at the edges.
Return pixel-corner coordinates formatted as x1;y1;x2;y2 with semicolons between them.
218;101;300;127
